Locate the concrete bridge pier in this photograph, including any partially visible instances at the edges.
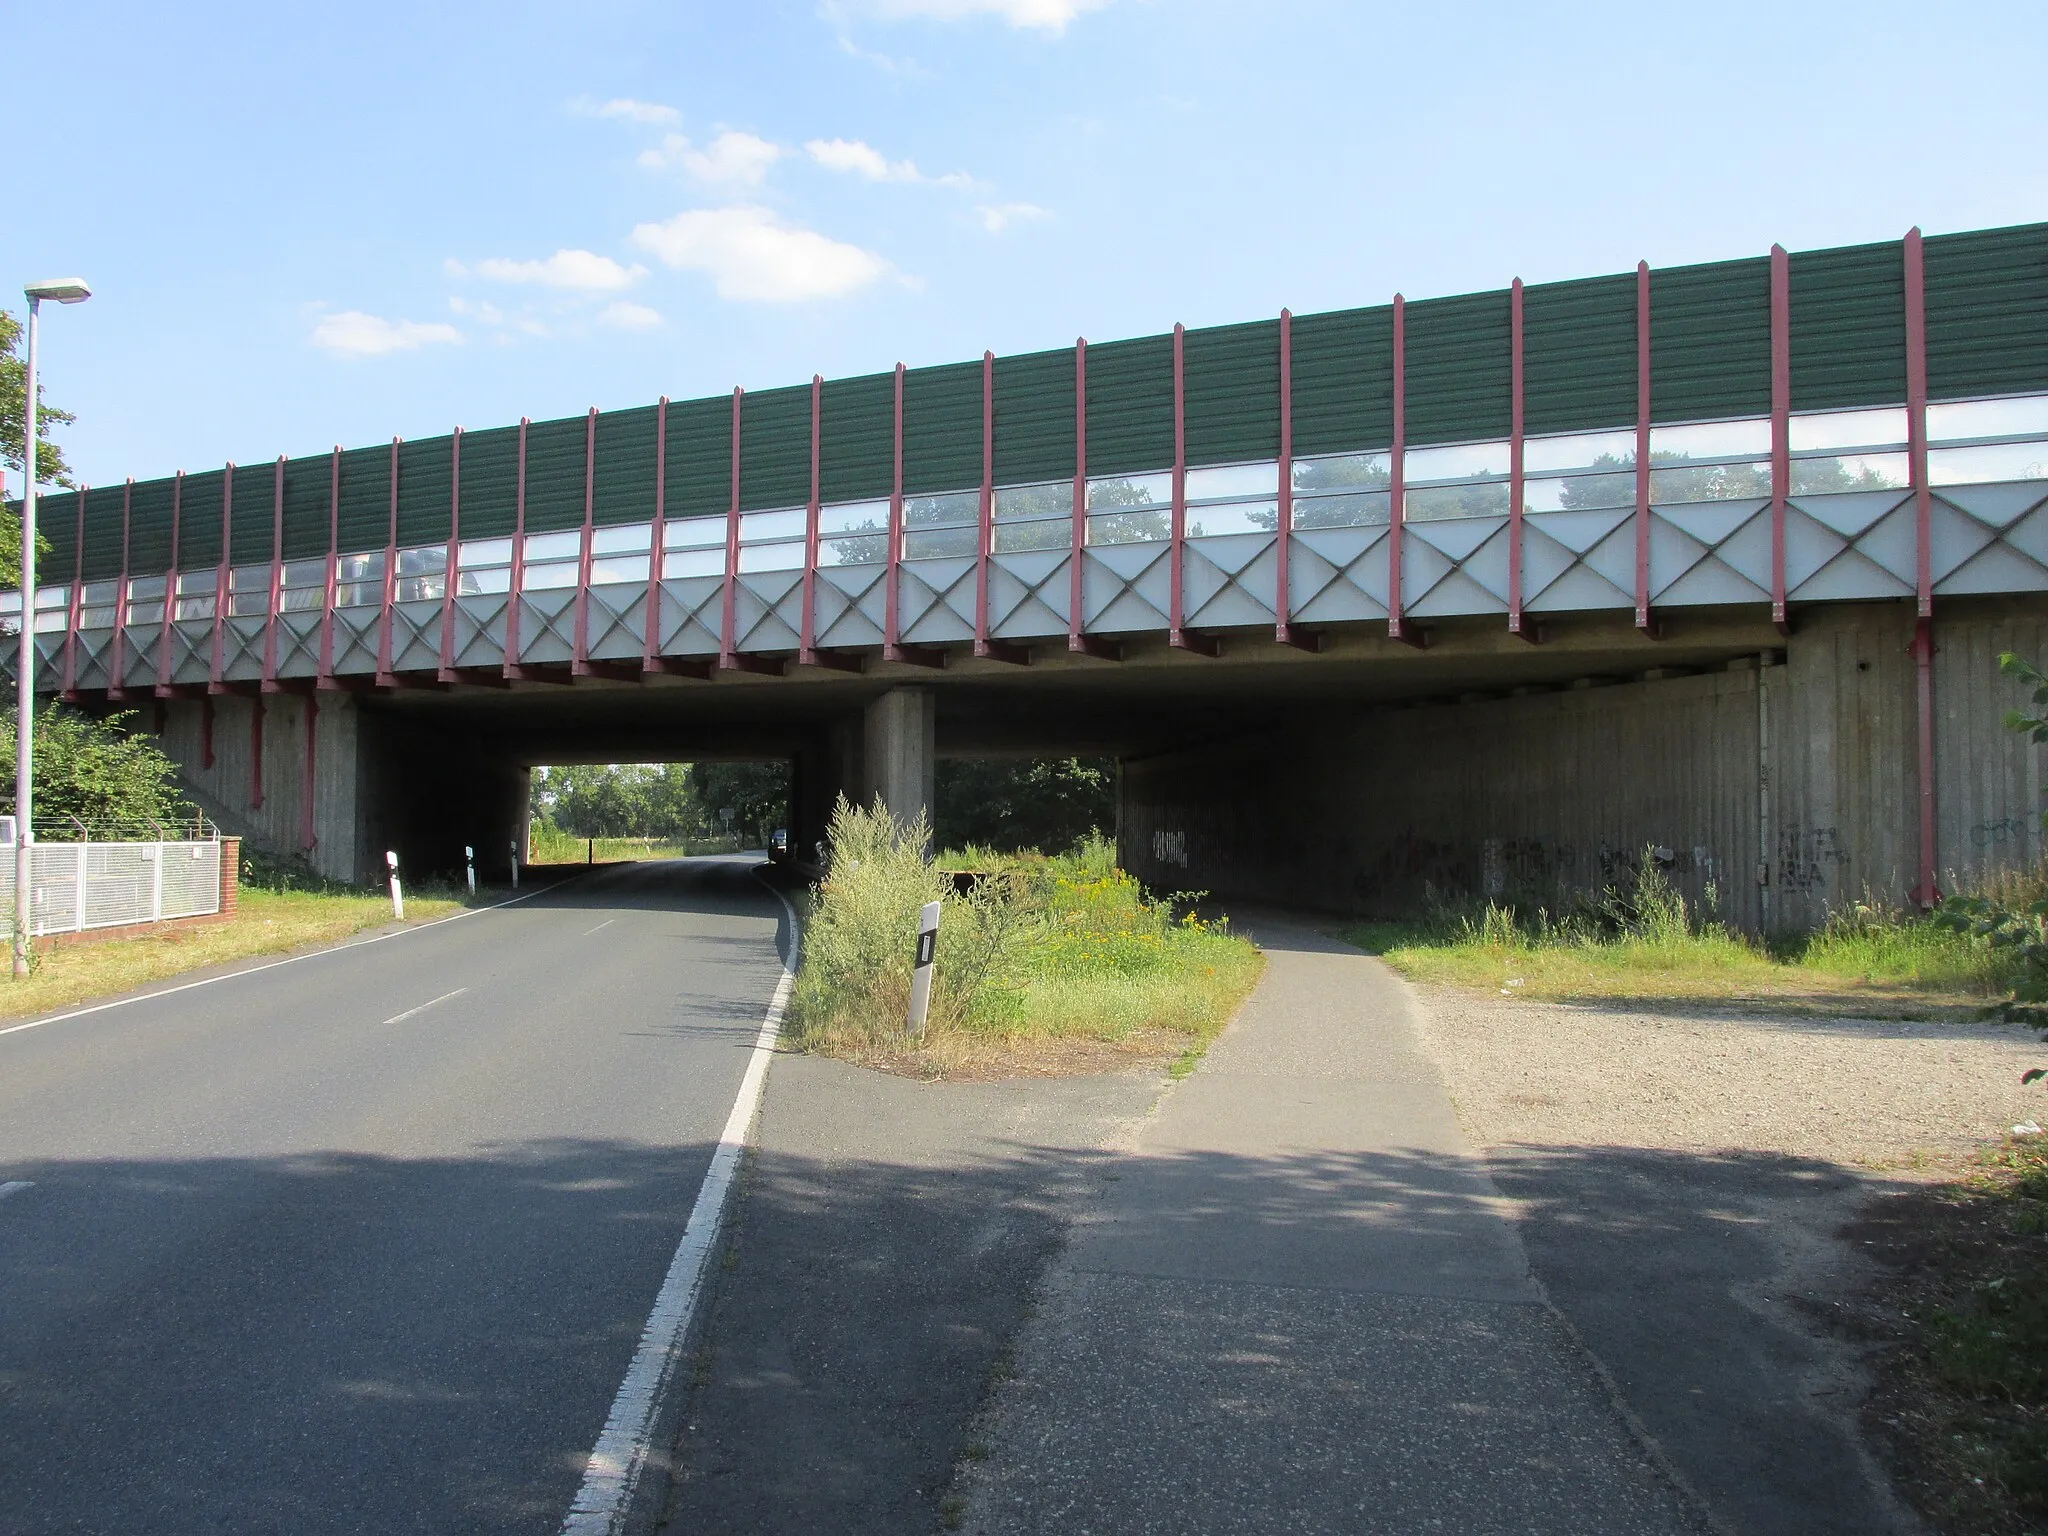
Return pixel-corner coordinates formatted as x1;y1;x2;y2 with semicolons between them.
863;687;936;839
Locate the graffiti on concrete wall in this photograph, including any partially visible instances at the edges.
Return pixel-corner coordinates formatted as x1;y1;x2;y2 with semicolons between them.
1150;828;1189;869
1775;825;1843;893
1356;833;1731;916
1970;815;2035;851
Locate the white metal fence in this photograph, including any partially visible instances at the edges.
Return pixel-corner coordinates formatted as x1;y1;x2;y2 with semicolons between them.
0;841;223;936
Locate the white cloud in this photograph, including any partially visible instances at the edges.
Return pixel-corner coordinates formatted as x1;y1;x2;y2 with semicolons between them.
631;206;890;302
804;137;973;189
573;96;682;126
472;249;646;292
978;201;1049;232
311;311;462;357
827;0;1110;33
638;129;784;185
600;301;665;331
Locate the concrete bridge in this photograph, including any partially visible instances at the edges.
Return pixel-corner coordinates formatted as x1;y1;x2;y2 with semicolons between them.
19;221;2048;928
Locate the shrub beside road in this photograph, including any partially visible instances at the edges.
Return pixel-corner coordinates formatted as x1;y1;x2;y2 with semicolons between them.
788;800;1263;1076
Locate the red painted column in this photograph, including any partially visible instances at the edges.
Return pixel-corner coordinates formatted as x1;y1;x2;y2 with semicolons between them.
439;428;463;676
1904;225;1937;907
157;471;182;693
1068;337;1088;651
1275;309;1297;646
300;695;318;851
1170;323;1189;643
974;351;996;656
1634;261;1653;631
503;418;530;677
261;457;284;690
209;463;233;689
572;406;597;670
1507;279;1527;636
376;438;400;681
317;448;340;685
643;400;667;668
885;362;909;659
1769;243;1790;631
250;695;265;810
110;480;132;697
63;486;84;695
719;388;742;665
1386;297;1410;641
801;375;822;661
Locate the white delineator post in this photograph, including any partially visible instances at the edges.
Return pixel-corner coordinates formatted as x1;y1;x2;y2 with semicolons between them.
509;839;519;890
907;898;941;1038
464;844;476;898
386;849;404;920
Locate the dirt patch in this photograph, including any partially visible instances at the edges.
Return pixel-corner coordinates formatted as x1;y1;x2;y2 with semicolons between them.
795;1026;1195;1084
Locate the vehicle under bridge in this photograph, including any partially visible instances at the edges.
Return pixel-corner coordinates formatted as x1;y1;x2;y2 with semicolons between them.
21;221;2048;929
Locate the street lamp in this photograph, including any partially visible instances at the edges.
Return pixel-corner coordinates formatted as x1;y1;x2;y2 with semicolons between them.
15;277;91;978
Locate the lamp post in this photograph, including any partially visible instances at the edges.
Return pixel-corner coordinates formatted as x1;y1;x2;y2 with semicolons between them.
15;278;91;978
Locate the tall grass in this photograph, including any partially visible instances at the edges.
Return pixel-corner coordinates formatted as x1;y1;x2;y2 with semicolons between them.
525;824;737;864
789;801;1262;1066
1352;852;2030;1007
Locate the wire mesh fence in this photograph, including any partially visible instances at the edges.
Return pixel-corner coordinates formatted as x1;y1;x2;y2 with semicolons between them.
0;840;223;936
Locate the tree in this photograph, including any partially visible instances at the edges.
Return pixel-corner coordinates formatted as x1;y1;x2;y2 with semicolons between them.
935;757;1115;854
694;761;789;847
0;308;70;591
0;705;193;830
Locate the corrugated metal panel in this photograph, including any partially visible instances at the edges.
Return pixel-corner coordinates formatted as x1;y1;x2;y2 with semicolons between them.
820;372;894;502
1926;221;2048;402
1185;319;1279;467
228;464;275;565
41;491;80;586
741;385;814;511
665;395;732;519
397;436;454;546
993;346;1076;485
1789;239;1905;411
281;454;332;560
521;415;586;534
458;426;521;540
593;406;659;526
126;478;176;573
335;445;390;553
1085;333;1174;476
1649;256;1771;423
1523;273;1636;436
177;469;226;570
80;485;126;580
1405;290;1511;446
902;361;982;495
1291;305;1395;457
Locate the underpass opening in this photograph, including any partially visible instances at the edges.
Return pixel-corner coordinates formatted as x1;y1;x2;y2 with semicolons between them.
526;761;792;867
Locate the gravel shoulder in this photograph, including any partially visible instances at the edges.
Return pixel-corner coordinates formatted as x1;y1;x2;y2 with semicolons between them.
1407;982;2044;1536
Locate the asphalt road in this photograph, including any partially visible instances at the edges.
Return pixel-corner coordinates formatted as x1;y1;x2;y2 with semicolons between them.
0;856;789;1536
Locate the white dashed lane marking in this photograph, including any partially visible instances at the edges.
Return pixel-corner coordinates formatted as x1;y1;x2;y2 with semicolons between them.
382;989;467;1026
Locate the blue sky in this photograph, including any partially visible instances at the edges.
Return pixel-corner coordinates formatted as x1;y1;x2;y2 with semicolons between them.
12;0;2047;489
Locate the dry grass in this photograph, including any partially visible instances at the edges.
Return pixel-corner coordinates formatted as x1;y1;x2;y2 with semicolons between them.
0;885;468;1022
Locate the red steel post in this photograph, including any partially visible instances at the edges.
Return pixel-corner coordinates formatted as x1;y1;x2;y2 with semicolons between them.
885;362;908;658
317;448;340;684
1387;297;1409;641
720;389;742;665
975;351;997;656
1770;244;1790;631
572;406;597;670
643;400;667;668
1508;279;1526;635
802;376;822;660
261;457;284;689
1068;338;1088;651
1635;261;1653;630
1170;322;1188;643
210;463;233;689
1276;308;1297;646
157;471;182;693
503;418;530;677
439;428;462;676
110;480;132;696
376;438;400;681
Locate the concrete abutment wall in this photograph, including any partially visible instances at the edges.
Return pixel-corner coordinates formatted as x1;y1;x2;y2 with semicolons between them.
1120;599;2048;932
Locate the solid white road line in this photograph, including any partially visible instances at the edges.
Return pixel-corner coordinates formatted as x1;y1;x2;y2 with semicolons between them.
584;919;615;936
559;880;799;1536
382;988;467;1025
0;1181;33;1200
0;875;581;1044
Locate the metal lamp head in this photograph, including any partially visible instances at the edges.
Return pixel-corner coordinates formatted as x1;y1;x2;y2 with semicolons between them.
24;279;91;305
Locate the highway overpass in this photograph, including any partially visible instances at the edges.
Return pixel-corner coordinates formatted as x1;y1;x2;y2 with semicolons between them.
19;221;2048;928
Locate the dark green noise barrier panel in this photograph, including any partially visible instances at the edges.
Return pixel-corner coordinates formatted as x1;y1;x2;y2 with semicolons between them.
39;221;2048;568
40;492;80;586
228;463;276;565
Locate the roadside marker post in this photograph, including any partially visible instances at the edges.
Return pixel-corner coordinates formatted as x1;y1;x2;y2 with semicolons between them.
464;845;476;898
509;839;519;890
386;850;404;921
907;899;941;1038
